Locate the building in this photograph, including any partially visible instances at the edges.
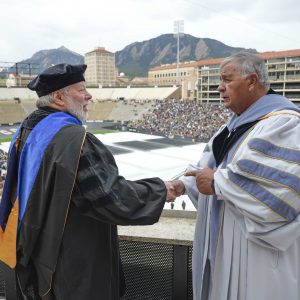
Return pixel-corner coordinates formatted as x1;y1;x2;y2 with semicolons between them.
116;73;149;87
148;62;198;100
260;49;300;104
198;49;300;105
84;47;117;87
6;73;35;88
148;49;300;105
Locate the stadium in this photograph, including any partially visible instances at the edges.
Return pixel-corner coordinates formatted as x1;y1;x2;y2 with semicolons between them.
0;86;230;300
0;82;299;299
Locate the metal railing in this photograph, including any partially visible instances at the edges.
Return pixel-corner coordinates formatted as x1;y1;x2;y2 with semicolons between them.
0;240;193;300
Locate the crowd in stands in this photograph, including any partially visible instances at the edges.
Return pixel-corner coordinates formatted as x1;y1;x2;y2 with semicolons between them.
0;149;7;196
0;100;231;196
127;99;232;141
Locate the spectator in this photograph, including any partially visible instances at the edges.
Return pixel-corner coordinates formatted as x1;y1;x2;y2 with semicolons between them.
127;100;231;141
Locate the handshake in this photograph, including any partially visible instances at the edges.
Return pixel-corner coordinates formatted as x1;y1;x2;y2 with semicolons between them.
165;180;185;202
164;166;215;202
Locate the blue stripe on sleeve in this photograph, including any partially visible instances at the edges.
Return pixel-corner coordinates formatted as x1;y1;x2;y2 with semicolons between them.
248;138;300;164
237;159;300;194
228;171;297;221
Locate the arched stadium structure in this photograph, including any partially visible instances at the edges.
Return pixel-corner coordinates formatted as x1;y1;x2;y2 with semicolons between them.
0;86;181;124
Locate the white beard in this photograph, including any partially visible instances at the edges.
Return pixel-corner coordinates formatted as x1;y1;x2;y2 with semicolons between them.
65;96;88;121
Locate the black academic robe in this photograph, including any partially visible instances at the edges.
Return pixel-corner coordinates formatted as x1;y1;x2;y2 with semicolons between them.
13;108;166;300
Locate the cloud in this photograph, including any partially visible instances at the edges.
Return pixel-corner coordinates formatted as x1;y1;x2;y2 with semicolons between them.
1;0;300;62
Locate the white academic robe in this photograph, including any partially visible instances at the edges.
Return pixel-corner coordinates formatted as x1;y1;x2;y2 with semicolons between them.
181;95;300;300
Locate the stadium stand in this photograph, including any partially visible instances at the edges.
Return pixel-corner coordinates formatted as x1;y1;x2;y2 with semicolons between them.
108;100;153;122
0;87;180;102
20;100;37;115
127;100;231;141
0;100;27;125
87;100;117;121
92;86;180;101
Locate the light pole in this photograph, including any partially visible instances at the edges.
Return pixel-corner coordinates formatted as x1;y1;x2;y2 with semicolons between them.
174;20;184;86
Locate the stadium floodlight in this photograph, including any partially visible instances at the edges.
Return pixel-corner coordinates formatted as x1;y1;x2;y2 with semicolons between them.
173;20;184;86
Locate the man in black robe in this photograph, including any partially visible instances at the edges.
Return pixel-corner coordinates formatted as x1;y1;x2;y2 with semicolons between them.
0;64;171;300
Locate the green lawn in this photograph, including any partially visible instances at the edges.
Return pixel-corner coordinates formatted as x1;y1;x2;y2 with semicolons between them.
0;136;12;144
88;129;118;134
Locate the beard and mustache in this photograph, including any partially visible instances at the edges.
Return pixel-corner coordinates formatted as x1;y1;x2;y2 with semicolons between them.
64;95;88;121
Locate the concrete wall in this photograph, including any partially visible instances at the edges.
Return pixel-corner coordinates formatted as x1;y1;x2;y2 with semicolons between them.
0;87;37;100
0;86;180;101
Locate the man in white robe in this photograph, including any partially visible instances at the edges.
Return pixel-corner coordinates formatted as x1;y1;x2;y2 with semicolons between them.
168;52;300;300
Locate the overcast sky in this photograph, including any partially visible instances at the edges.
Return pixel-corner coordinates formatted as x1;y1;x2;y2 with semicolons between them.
2;0;300;62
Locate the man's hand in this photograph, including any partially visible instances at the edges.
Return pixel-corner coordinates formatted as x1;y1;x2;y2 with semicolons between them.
164;180;185;202
185;167;215;195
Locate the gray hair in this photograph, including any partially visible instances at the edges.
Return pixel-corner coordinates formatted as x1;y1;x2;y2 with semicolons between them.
36;87;70;108
220;52;270;88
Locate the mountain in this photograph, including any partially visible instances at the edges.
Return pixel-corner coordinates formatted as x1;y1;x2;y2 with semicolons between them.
115;33;257;77
6;34;257;77
7;46;84;75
